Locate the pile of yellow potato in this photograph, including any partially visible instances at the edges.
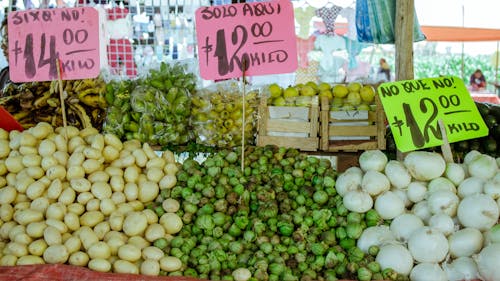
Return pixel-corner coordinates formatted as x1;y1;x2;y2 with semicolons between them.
0;123;183;275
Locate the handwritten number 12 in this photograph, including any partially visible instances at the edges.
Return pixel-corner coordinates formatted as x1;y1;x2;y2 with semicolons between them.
402;98;442;148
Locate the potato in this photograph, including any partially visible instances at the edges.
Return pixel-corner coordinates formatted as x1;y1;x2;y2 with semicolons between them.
53;151;69;166
111;192;126;205
87;241;111;259
78;227;99;250
113;259;139;274
93;221;110;240
124;183;138;201
159;174;177;190
142;246;164;261
25;181;45;200
9;130;21;149
64;212;80;231
142;143;158;160
138;181;159;203
30;197;50;213
19;145;38;155
159;256;182;272
6;241;28;257
79;127;99;139
142;209;158;224
120;154;136;168
70;178;91;193
53;134;68;153
86;171;109;184
0;139;11;158
25;221;47;239
107;238;125;256
68;137;86;154
56;126;79;139
41;156;58;171
26;167;44;179
99;198;116;216
146;158;166;170
58;187;76;205
14;177;34;193
8;224;25;239
43;244;69;264
38;139;56;157
124;166;140;183
102;146;120;163
44;226;62;245
88;258;111;272
162;150;176;164
77;192;94;205
146;167;164;183
84;147;101;160
67;203;85;216
0;204;13;221
144;224;165;242
0;221;17;240
86;198;101;212
17;255;45;265
0;176;6;188
65;166;84;182
46;165;66;181
6;173;16;187
0;160;7;176
68;251;89;266
141;259;160;276
38;176;51;187
5;156;24;173
90;134;105;152
83;159;102;174
109;212;125;231
117;244;141;262
162;198;180;213
127;236;149;250
67;151;85;167
103;134;123;150
91;182;112;200
13;208;43;225
122;212;148;237
28;239;47;256
45;218;68;234
22;154;42;167
14;232;33;245
19;132;37;147
0;186;17;204
132;149;148;168
0;255;17;266
45;203;66;220
104;167;123;178
64;236;82;254
80;211;104;227
123;139;141;152
110;176;125;193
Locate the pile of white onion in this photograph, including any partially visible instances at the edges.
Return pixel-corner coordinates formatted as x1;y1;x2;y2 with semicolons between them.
339;149;500;281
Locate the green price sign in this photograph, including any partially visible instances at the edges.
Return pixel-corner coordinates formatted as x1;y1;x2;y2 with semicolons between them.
378;76;489;152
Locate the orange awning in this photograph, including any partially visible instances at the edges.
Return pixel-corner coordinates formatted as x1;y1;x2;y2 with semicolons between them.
421;26;500;42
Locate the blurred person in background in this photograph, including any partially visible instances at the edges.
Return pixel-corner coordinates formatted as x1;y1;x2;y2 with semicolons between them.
377;58;391;82
469;69;486;91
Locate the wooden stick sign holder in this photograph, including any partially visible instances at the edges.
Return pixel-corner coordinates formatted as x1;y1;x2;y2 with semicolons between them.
56;58;68;140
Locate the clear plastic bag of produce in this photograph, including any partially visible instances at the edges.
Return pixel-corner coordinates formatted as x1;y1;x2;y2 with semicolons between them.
192;81;260;148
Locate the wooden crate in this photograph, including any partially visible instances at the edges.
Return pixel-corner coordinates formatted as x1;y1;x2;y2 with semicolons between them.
320;95;386;152
257;97;319;151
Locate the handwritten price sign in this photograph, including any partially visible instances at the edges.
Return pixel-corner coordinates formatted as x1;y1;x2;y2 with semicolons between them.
195;1;297;80
378;76;489;152
8;7;100;82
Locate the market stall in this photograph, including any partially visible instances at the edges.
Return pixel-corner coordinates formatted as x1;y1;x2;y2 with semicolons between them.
0;1;499;281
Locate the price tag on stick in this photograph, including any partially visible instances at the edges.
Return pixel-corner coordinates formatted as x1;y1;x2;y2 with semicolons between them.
8;7;100;82
195;0;298;80
378;76;489;153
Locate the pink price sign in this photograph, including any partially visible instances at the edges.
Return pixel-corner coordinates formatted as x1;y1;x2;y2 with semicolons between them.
195;0;298;80
8;7;100;82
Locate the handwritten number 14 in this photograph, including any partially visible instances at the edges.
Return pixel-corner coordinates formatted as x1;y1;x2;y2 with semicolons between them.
23;33;58;79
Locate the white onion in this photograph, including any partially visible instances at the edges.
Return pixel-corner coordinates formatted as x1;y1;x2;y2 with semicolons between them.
410;263;447;281
361;170;390;196
359;150;388;172
444;257;479;281
484;177;500;199
427;190;459;216
408;226;449;263
407;181;427;203
342;190;373;213
463;150;481;165
445;162;466;186
404;151;446;181
428;213;455;236
457;194;499;231
474;243;500;281
428;177;457;194
376;244;414;276
468;154;498;180
384;160;411;189
448;227;483;258
457;177;484;198
344;166;363;177
412;200;432;223
391;188;411;208
335;171;362;196
357;225;395;254
375;191;405;220
390;213;424;242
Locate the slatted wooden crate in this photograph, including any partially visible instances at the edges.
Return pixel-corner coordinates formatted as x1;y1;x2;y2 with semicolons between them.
320;95;386;152
257;97;320;151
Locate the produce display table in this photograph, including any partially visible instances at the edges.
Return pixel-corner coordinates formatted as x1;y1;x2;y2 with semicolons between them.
470;92;500;104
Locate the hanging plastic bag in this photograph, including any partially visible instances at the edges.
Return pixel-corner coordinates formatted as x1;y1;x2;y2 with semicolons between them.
356;0;426;44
